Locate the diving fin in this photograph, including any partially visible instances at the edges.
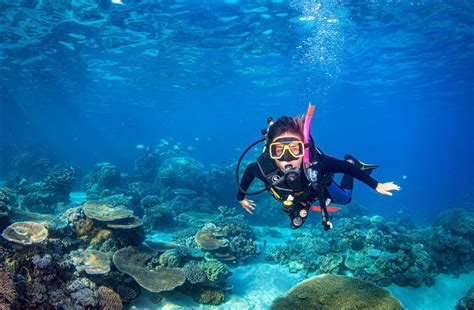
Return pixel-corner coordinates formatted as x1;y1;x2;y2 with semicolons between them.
310;205;341;212
344;154;379;175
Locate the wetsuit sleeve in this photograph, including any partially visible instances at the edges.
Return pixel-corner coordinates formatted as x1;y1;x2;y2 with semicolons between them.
318;155;379;189
237;163;260;201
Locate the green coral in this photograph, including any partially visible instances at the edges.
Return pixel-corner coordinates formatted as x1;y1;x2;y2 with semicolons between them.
192;287;225;305
197;259;229;284
159;250;181;268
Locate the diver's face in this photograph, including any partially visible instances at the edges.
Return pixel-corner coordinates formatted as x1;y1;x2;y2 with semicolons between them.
271;132;304;172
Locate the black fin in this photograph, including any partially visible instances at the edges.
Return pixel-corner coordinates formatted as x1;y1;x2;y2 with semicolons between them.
344;154;379;175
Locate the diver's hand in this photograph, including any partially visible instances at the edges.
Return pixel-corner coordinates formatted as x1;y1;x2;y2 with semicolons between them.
239;199;256;215
375;182;401;196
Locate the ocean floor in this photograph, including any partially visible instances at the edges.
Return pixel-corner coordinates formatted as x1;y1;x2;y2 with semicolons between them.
387;272;474;310
128;226;473;309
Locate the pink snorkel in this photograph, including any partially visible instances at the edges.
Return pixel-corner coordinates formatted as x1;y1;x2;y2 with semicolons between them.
302;103;333;230
303;103;315;166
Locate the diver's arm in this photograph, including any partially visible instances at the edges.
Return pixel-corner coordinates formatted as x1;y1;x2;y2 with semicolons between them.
237;163;259;200
318;155;379;189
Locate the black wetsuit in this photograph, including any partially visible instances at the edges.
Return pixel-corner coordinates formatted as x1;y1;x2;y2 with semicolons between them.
237;153;378;202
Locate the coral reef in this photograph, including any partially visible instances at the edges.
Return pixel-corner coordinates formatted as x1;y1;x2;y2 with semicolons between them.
63;204;145;252
83;201;133;222
0;267;16;308
457;285;474;310
81;162;121;198
428;209;474;275
266;214;438;287
8;166;76;214
143;204;176;232
70;249;111;275
272;274;403;310
98;286;123;310
0;188;12;230
2;221;48;245
113;246;186;293
192;221;259;264
155;157;204;189
192;287;225;305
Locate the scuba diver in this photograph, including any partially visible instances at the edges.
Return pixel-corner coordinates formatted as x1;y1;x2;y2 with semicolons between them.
236;104;400;231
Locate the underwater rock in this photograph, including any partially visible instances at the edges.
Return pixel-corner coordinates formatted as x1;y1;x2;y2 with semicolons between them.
70;249;111;275
271;274;404;310
2;221;48;245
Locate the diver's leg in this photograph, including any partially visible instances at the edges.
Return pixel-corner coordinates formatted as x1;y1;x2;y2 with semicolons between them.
339;154;378;191
326;181;352;205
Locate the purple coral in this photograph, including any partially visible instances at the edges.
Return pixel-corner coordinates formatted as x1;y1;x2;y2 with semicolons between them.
182;263;207;284
32;254;52;269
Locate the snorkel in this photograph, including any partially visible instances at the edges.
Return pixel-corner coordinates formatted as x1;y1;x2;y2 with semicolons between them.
303;103;315;167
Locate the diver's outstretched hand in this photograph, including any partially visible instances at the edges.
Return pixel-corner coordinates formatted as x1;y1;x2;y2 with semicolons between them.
239;199;256;215
375;182;401;196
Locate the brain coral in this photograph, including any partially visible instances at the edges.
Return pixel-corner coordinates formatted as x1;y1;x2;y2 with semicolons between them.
271;274;404;310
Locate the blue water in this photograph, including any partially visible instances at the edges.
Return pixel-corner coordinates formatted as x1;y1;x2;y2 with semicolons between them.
0;0;473;308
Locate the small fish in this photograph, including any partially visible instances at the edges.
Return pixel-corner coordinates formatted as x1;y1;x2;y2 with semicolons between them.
299;16;315;21
194;137;200;141
402;175;407;179
111;0;123;4
136;144;145;150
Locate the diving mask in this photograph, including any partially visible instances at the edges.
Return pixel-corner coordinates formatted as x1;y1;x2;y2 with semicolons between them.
269;137;305;161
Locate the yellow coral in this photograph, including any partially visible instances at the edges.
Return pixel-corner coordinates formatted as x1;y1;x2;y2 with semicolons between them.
76;218;95;237
90;229;112;247
192;288;224;305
